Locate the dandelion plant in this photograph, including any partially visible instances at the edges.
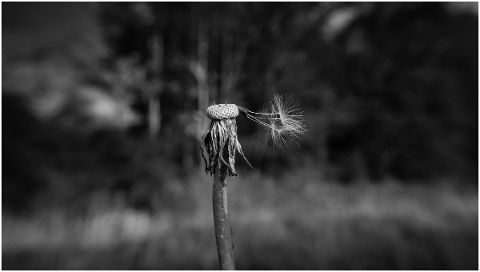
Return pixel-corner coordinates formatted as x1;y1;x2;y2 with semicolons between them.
201;93;306;270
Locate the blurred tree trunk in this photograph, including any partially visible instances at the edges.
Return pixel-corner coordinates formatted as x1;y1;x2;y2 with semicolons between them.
217;26;245;103
183;18;210;168
214;18;223;104
197;20;210;139
265;46;279;100
147;30;163;138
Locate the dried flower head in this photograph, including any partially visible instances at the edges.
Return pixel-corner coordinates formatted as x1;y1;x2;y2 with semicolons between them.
201;93;306;176
201;104;253;177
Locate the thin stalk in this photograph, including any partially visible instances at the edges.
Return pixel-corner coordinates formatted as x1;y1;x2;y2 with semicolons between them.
212;157;235;270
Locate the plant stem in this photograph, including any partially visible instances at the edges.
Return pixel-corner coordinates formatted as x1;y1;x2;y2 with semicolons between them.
213;160;235;270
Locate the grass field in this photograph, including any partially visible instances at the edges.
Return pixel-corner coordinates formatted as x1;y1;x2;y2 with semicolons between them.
2;167;478;269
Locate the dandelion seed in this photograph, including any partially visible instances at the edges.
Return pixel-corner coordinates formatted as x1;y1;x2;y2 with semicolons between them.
238;93;306;153
266;93;306;153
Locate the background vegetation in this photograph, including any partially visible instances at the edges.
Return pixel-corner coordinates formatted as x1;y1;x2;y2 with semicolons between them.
2;2;478;269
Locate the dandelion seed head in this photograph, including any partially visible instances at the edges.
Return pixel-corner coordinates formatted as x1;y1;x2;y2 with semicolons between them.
207;104;239;120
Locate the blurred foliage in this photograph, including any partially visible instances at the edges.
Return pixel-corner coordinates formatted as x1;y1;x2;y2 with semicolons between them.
97;2;477;181
2;170;478;269
2;2;478;214
2;3;478;269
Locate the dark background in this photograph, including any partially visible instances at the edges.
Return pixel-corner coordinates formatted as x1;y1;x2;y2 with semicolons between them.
2;2;478;269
